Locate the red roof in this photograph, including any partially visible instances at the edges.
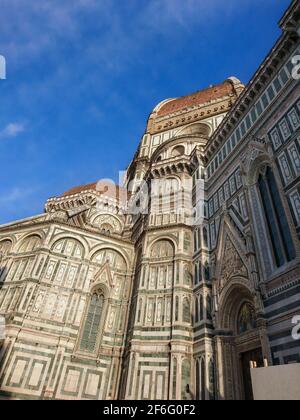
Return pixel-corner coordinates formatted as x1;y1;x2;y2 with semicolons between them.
61;181;129;203
157;81;235;117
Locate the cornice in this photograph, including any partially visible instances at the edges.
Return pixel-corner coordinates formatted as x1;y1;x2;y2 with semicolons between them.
204;30;299;162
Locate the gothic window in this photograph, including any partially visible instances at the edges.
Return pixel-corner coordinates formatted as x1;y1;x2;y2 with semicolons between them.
201;358;206;400
184;233;191;252
195;296;199;323
194;231;197;252
198;263;202;283
196;360;200;400
183;297;191;323
197;229;201;249
172;358;177;399
204;262;210;281
194;264;198;286
137;298;142;323
199;295;204;321
80;291;104;353
206;295;212;320
181;359;191;400
237;302;256;334
203;227;208;249
208;359;215;400
175;296;179;322
258;167;296;268
184;266;191;286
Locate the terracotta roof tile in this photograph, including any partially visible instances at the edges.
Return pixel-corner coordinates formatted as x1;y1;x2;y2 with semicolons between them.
157;81;235;117
61;181;129;203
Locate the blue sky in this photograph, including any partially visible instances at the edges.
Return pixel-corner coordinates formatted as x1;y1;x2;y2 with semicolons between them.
0;0;291;223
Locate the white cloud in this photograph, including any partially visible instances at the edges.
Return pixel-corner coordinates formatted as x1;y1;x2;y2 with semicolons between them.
0;122;25;139
0;187;33;205
0;0;272;66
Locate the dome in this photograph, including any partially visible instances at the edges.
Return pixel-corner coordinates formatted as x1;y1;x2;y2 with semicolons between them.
152;79;243;118
61;181;128;203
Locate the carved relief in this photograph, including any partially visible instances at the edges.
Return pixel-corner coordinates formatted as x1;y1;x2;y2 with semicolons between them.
219;236;248;293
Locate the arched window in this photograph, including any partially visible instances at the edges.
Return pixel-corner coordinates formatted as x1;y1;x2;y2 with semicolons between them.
80;291;104;353
258;167;295;267
199;295;204;321
184;233;191;252
137;298;143;323
194;264;198;286
204;263;210;281
175;296;179;322
198;263;202;283
183;297;191;323
206;295;212;320
209;359;215;400
201;358;206;400
197;229;201;250
196;360;200;400
195;296;199;323
172;358;177;399
184;266;191;286
194;230;198;252
181;359;191;399
203;227;208;248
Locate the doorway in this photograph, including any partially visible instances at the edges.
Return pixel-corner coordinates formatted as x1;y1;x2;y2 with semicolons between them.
240;348;264;400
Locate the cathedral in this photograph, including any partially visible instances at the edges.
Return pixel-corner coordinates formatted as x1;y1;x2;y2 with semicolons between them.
0;0;299;401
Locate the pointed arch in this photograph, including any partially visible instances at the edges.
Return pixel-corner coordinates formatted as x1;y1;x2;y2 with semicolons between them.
214;215;249;294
